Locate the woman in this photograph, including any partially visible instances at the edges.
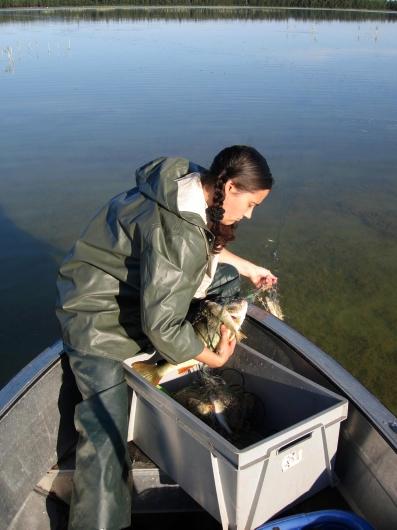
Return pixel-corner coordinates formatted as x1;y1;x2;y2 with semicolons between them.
56;145;277;530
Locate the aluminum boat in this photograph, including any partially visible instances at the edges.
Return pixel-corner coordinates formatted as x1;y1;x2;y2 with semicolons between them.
1;306;396;529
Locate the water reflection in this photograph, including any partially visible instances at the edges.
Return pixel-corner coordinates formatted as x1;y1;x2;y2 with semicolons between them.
1;45;14;73
0;205;62;388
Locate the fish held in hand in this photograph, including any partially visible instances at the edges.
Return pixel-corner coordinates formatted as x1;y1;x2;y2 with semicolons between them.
248;285;284;320
131;298;248;386
263;287;284;320
193;299;248;351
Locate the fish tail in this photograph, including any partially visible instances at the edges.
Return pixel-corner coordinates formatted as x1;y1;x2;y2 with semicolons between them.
132;362;160;386
177;363;198;375
210;396;232;434
133;359;200;386
236;330;247;342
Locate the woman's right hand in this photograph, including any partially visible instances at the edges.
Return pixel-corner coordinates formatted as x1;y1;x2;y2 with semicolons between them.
195;325;236;368
215;324;237;364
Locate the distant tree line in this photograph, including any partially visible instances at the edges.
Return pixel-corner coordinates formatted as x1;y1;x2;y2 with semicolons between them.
1;1;397;12
2;6;397;23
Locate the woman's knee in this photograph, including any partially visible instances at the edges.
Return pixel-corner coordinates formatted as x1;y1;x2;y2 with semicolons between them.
67;349;125;399
207;263;240;302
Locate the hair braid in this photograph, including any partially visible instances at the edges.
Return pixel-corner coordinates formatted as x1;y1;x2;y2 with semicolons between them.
206;169;235;253
207;169;227;222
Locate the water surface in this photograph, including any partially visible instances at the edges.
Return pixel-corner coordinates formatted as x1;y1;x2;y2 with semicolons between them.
0;7;396;413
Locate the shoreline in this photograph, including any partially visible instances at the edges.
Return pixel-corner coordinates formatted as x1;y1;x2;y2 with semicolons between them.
1;4;397;15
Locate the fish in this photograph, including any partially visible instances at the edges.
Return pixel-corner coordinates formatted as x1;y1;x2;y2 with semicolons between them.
132;298;262;447
193;298;248;351
131;298;248;386
263;288;284;320
172;370;237;433
172;368;263;448
248;285;284;320
132;358;200;386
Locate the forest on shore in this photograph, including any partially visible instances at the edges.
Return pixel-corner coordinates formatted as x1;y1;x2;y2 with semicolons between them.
1;1;397;12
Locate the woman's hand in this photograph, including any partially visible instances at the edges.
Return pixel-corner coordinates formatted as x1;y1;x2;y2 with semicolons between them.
215;324;237;365
218;249;277;289
248;264;278;289
195;325;236;368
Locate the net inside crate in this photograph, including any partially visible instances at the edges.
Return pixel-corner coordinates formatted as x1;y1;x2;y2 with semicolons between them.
124;343;348;530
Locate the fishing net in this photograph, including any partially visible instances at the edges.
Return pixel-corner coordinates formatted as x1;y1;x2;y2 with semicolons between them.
172;367;266;449
246;285;284;320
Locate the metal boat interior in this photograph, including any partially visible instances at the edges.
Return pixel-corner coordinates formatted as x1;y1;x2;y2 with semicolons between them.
1;306;396;530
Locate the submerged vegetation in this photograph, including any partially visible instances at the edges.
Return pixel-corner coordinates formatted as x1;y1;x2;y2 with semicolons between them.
1;0;397;11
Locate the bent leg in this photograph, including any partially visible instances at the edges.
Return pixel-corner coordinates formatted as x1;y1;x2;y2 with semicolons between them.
206;263;240;303
187;263;241;322
67;351;131;530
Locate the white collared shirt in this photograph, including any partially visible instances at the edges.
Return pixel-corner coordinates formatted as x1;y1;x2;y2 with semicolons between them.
176;172;219;299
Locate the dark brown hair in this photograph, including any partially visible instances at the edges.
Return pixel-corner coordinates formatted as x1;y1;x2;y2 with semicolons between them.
201;145;273;253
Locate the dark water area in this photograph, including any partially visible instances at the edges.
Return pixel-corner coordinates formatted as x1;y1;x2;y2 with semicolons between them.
0;7;396;414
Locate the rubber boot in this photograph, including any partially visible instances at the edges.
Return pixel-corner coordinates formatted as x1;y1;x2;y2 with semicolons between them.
67;351;131;530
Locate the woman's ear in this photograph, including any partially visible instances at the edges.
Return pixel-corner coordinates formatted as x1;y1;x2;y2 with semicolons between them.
225;180;235;193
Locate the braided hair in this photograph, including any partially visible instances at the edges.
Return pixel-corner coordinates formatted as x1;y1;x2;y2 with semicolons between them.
201;145;273;253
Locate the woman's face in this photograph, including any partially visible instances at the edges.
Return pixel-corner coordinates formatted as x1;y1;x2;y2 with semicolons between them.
221;181;270;225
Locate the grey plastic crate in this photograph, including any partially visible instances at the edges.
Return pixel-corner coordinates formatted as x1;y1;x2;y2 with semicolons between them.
124;343;348;530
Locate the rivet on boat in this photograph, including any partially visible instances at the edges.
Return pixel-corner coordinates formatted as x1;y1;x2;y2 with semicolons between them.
388;421;397;434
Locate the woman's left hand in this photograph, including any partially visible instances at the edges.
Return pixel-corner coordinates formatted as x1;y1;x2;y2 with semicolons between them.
248;265;278;289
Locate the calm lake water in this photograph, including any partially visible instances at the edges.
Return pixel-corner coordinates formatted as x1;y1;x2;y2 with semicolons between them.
0;7;396;414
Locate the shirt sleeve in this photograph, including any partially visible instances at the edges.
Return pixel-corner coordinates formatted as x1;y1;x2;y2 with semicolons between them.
140;223;207;364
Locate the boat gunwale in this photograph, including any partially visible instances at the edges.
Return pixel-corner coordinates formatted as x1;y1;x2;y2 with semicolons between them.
0;339;63;419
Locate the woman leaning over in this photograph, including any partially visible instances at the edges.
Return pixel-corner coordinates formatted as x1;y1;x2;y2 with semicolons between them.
56;144;277;530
